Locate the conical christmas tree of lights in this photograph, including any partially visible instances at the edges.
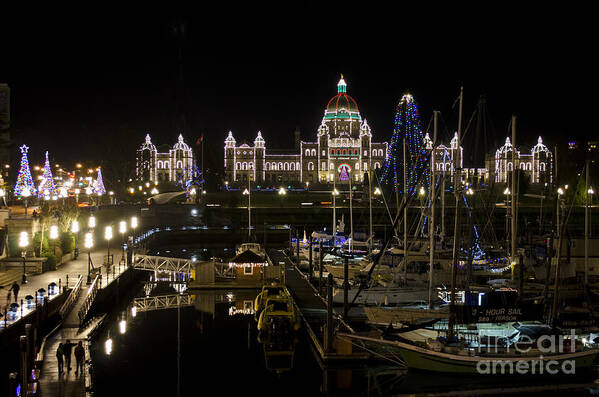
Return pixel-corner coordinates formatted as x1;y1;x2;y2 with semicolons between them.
37;151;57;197
13;145;37;197
381;94;428;194
94;168;106;195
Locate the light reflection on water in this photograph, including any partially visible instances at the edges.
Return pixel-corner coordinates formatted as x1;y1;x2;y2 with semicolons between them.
89;242;599;396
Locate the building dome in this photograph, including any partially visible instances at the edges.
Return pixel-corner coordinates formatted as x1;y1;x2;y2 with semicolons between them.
323;76;361;121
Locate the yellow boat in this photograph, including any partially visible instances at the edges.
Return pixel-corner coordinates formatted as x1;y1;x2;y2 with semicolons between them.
257;296;300;344
254;283;287;320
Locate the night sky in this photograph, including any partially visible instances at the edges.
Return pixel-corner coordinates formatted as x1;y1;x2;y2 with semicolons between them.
1;13;591;176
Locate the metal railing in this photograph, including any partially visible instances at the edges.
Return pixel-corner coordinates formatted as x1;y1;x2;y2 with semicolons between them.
132;294;194;313
133;255;193;275
78;275;101;326
58;275;83;319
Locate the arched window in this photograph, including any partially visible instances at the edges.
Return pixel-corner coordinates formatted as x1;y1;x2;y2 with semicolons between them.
289;163;294;171
337;149;341;155
342;149;347;155
278;162;283;171
249;162;253;170
296;162;300;170
355;162;360;170
507;162;513;171
540;162;546;171
311;149;316;156
363;162;367;171
236;162;241;170
374;162;381;169
330;149;334;155
527;162;532;171
520;163;526;170
265;163;270;171
308;162;314;171
322;162;326;170
177;161;183;169
305;149;310;157
329;163;334;170
157;161;162;169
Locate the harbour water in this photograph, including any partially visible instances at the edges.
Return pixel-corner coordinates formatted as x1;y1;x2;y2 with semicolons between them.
88;245;599;396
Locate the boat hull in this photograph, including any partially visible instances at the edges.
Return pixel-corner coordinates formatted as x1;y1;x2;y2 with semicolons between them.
395;342;598;375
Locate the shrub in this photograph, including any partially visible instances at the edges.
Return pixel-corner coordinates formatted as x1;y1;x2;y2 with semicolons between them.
33;232;50;257
60;231;75;254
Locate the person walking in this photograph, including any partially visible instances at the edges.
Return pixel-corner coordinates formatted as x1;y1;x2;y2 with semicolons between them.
56;343;64;374
62;339;76;371
9;282;20;302
74;341;85;376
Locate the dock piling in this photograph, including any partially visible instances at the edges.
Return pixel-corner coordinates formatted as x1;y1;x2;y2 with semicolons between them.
343;256;349;319
319;241;323;294
326;273;333;353
308;238;313;282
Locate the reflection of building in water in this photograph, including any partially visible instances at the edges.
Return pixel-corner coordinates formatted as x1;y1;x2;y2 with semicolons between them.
193;291;259;317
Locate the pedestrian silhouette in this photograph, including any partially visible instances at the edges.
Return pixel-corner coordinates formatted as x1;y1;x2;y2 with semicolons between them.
56;343;64;374
74;341;85;376
9;282;19;302
62;339;76;371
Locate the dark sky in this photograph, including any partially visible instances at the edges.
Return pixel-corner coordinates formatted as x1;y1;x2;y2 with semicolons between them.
1;12;592;174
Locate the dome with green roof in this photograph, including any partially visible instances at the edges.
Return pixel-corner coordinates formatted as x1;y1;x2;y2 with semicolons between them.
323;76;361;121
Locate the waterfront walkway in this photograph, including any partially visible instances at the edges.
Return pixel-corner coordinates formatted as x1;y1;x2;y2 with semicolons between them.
0;251;106;331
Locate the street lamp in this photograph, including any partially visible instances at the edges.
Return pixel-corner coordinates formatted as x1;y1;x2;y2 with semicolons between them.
119;221;127;267
19;232;29;284
49;225;59;256
466;188;474;195
72;220;80;259
85;232;94;283
89;215;96;229
105;226;113;266
278;187;287;195
373;187;382;195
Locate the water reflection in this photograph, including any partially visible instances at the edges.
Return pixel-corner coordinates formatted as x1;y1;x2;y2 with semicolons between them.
89;278;599;396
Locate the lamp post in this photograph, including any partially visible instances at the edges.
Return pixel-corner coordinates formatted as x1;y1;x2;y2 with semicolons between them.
85;232;94;284
19;232;29;284
49;225;59;256
130;216;138;262
105;226;113;266
119;221;127;268
22;187;31;216
332;187;339;248
72;220;80;259
504;187;511;247
89;215;96;230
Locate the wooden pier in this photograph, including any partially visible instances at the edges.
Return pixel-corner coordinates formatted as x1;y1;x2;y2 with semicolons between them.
267;249;368;363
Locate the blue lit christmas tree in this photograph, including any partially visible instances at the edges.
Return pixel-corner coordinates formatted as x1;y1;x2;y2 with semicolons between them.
38;151;57;197
381;94;428;193
13;145;37;197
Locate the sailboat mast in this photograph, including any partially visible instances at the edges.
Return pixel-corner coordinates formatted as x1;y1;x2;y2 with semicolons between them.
511;115;517;277
585;159;590;285
403;138;408;283
248;166;251;239
448;86;463;340
349;170;354;252
429;110;438;309
333;176;337;248
368;169;373;254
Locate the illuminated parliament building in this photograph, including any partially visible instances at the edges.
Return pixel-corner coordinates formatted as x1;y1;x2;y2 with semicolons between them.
223;77;389;186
